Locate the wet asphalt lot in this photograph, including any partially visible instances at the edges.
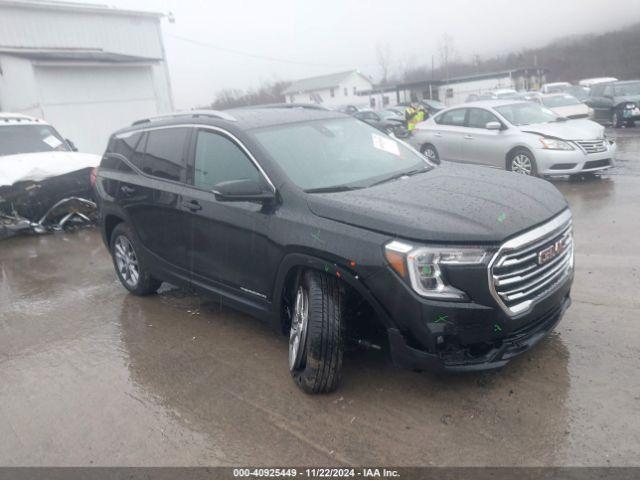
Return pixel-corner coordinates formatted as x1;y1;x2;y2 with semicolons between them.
1;129;639;467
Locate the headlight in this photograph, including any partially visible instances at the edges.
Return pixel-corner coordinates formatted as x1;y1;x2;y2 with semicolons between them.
625;102;637;109
384;241;486;300
539;137;574;151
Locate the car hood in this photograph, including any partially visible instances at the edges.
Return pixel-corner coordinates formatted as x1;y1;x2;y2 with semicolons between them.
520;118;604;140
306;163;568;244
0;151;101;187
549;104;590;118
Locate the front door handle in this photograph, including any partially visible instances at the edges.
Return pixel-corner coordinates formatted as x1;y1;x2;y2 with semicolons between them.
434;132;442;137
183;200;202;212
464;134;474;140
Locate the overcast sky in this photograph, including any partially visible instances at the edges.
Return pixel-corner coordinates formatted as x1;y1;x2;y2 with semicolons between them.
89;0;640;108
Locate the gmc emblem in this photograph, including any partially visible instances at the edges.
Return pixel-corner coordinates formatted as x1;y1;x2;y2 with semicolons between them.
538;239;568;265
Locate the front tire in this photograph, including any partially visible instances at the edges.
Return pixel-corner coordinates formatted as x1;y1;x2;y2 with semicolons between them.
110;223;162;296
421;143;440;164
508;148;538;176
289;270;344;394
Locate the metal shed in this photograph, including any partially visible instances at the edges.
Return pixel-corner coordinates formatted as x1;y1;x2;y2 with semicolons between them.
0;0;174;153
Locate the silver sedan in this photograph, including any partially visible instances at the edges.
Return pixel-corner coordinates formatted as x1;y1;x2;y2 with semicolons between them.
409;100;615;177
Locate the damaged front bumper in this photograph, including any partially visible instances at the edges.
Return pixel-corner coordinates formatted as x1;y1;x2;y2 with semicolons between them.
0;168;96;240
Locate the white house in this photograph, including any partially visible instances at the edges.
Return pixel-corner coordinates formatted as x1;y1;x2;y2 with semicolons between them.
0;0;174;154
283;70;373;109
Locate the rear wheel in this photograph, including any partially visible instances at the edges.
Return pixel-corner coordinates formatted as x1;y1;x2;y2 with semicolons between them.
508;148;538;176
110;223;162;296
289;270;344;394
421;143;440;164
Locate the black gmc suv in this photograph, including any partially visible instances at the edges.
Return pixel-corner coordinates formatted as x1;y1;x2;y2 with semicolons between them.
95;107;574;394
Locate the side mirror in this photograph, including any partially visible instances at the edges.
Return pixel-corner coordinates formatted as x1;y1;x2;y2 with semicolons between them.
486;121;502;130
212;178;275;203
66;139;78;152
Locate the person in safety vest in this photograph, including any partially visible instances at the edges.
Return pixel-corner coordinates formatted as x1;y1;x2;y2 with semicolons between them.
406;103;422;132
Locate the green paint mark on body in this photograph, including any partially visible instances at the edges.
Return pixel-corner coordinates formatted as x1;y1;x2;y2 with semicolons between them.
435;314;448;323
494;324;502;332
497;212;507;223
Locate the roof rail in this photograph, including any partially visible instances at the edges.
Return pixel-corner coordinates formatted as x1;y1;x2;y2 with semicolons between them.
233;103;329;111
132;110;237;126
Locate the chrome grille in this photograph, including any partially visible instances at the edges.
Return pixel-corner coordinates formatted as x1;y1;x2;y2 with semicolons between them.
489;211;574;316
576;140;607;154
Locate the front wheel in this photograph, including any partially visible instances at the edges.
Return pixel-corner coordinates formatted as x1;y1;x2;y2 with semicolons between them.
420;143;440;164
289;270;344;394
110;223;162;296
508;149;538;176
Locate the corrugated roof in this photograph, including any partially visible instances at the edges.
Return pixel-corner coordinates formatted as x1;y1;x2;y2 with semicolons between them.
283;70;367;94
0;0;163;18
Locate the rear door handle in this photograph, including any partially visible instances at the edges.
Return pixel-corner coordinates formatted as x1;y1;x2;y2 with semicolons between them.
464;135;474;140
182;200;202;212
120;185;136;195
434;132;442;137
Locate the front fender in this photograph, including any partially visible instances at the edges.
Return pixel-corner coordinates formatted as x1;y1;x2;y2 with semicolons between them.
270;252;395;334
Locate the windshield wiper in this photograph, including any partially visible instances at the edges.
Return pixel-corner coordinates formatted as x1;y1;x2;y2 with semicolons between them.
305;184;363;194
368;166;430;187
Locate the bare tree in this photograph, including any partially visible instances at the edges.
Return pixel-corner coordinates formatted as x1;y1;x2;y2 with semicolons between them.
439;33;457;82
376;43;393;85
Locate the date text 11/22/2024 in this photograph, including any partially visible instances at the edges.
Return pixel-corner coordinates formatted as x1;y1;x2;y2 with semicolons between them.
233;468;400;478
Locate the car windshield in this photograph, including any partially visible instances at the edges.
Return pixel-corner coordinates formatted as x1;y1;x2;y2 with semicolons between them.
613;82;640;96
495;102;561;126
542;94;581;108
0;124;69;156
566;86;589;100
252;117;430;191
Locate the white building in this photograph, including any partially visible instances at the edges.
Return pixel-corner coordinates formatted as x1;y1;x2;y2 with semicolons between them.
283;70;373;109
0;0;174;153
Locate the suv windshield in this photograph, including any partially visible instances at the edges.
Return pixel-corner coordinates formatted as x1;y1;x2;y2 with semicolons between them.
495;102;561;126
613;82;640;96
542;94;581;108
252;117;430;191
0;124;69;156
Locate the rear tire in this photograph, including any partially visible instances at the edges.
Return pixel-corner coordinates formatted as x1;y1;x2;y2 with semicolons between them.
289;270;344;394
508;148;538;176
110;223;162;296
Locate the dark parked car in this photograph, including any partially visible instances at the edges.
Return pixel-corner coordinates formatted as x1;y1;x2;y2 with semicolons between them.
96;108;574;394
586;80;640;127
352;109;403;133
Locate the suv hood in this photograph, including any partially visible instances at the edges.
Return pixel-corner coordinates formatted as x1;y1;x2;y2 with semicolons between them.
307;164;568;244
521;118;604;140
0;151;100;187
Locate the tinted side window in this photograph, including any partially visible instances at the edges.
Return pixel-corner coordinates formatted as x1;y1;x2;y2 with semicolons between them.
435;109;466;126
109;131;146;170
144;128;189;182
467;108;500;129
193;130;261;190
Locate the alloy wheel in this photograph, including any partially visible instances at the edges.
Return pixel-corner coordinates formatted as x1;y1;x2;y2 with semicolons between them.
288;286;309;371
511;154;533;175
423;146;437;162
114;236;140;288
